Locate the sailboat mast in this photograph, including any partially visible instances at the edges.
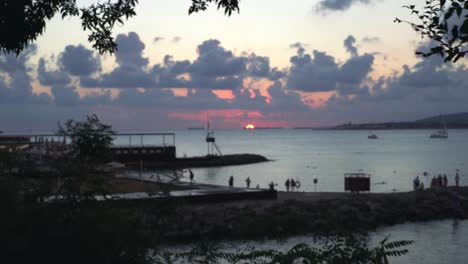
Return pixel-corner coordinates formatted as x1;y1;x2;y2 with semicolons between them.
442;115;447;131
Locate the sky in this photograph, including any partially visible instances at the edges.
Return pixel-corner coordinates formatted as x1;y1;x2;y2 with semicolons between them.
1;0;468;131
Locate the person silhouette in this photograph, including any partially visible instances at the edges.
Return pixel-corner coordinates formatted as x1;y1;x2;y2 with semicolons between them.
245;177;251;188
189;169;195;184
228;176;234;187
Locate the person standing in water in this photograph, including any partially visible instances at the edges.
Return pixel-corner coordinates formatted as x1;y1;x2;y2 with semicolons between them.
455;171;460;188
228;176;234;187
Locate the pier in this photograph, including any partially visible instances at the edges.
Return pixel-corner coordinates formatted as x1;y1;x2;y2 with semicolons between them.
110;133;176;161
0;132;177;161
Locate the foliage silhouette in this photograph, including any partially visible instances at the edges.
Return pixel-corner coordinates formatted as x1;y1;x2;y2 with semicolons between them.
57;114;115;164
153;236;413;264
0;0;240;55
396;0;468;62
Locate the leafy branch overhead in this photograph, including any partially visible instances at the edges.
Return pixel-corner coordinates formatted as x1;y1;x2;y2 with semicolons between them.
396;0;468;62
0;0;240;55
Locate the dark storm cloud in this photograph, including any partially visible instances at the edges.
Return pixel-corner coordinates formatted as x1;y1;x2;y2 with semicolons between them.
344;35;358;57
315;0;375;13
58;45;101;76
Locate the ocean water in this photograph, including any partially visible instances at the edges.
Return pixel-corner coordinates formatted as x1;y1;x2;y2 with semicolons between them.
164;219;468;264
154;129;468;193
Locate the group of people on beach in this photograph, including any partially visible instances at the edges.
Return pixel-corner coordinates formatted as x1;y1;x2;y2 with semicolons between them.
285;178;301;192
413;171;461;190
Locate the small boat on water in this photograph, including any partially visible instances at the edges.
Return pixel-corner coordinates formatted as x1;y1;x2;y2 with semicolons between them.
368;132;378;139
430;115;448;139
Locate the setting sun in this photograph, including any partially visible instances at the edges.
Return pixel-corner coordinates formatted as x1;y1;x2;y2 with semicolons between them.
244;123;255;130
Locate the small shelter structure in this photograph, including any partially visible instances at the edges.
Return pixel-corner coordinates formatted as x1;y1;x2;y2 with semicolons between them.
344;173;371;194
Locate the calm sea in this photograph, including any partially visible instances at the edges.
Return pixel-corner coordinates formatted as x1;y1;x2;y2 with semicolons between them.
148;129;468;193
164;219;467;264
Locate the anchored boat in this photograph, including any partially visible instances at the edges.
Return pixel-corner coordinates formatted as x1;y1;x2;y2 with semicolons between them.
430;115;448;139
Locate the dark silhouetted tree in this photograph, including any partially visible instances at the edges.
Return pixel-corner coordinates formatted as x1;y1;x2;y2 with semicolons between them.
396;0;468;62
57;114;115;163
0;0;240;55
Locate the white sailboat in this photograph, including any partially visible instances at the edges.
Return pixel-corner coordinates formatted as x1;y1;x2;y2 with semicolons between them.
430;115;448;139
368;131;378;139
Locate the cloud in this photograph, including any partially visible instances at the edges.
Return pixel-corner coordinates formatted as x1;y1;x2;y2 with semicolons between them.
315;0;376;13
338;54;374;84
0;45;51;104
51;85;80;106
115;32;149;69
58;45;101;76
192;39;246;77
38;58;71;86
89;66;156;88
4;33;468;130
83;35;285;90
286;49;339;92
186;39;247;89
362;36;380;43
285;40;374;93
289;42;306;49
344;35;358;57
82;32;153;88
323;51;468;124
172;36;182;43
153;36;164;43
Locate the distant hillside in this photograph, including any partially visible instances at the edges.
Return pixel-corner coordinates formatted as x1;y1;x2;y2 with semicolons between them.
333;112;468;130
414;112;468;126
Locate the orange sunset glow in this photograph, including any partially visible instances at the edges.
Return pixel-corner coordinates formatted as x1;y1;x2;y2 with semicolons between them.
244;123;255;130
